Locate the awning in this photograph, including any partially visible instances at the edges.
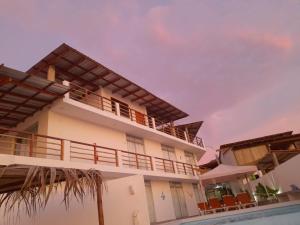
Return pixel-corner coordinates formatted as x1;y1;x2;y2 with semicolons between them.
0;65;70;128
26;43;188;122
200;164;257;185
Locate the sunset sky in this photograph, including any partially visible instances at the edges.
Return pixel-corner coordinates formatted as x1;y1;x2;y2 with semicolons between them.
1;0;300;163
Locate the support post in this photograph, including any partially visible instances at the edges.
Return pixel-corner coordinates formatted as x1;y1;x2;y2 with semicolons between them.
151;117;156;129
60;139;64;160
271;152;280;167
62;80;70;98
47;65;56;81
94;143;98;164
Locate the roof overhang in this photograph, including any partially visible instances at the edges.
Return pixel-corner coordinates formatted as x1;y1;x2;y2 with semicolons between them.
0;65;69;128
27;43;188;122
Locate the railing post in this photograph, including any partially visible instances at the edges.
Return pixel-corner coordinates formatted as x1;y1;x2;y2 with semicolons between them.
116;150;123;167
162;159;167;172
60;139;64;160
151;117;156;129
150;156;154;171
135;154;139;169
93;143;98;164
183;163;187;175
115;102;121;116
29;134;34;157
172;161;176;174
63;140;71;161
191;165;195;176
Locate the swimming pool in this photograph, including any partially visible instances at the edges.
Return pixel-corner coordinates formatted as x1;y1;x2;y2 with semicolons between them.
181;203;300;225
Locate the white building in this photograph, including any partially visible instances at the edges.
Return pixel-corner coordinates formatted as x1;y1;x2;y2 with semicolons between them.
0;44;207;225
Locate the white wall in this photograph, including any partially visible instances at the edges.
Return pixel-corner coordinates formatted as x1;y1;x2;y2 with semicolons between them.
103;175;150;225
47;111;127;150
250;154;300;193
151;180;176;222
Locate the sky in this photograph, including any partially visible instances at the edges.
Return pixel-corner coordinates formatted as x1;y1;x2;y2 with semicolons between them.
1;0;300;163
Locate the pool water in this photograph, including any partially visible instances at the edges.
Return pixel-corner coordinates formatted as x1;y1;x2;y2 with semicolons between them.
182;204;300;225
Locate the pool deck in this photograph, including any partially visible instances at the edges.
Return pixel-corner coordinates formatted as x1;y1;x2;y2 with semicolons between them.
159;200;300;225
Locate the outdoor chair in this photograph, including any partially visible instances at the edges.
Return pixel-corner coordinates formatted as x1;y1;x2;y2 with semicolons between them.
236;192;257;208
208;198;225;212
197;202;213;215
222;195;240;210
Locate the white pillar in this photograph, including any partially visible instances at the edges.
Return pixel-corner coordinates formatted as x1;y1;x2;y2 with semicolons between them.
63;80;70;98
151;117;156;129
63;139;71;161
184;131;188;141
115;102;121;116
116;150;123;167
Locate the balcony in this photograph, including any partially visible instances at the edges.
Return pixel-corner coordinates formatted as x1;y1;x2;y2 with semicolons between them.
66;82;204;148
0;128;203;180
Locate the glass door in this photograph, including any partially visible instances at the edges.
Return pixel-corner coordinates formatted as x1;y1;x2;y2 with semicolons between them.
170;182;188;218
145;181;156;223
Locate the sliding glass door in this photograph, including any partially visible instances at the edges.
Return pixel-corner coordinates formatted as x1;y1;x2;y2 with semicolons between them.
170;182;188;218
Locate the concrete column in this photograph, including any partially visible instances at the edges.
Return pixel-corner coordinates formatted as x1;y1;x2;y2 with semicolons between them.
115;102;121;116
63;139;71;162
184;131;188;141
151;117;156;129
116;150;123;167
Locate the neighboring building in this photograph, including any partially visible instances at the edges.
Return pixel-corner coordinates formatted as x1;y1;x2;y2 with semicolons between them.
219;131;300;173
0;44;206;225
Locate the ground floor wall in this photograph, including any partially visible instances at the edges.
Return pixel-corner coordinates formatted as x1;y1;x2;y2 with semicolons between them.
0;175;200;225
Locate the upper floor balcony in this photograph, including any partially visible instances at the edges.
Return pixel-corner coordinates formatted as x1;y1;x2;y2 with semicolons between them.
0;128;206;181
57;82;205;150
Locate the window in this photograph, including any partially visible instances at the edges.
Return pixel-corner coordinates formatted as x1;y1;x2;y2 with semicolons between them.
184;151;195;165
127;135;144;154
111;97;130;118
161;145;176;161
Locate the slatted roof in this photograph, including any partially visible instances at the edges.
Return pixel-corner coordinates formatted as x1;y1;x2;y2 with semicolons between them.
220;131;294;150
27;43;188;122
0;65;70;128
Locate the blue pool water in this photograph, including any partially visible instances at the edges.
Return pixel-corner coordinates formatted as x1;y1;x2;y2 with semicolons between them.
182;204;300;225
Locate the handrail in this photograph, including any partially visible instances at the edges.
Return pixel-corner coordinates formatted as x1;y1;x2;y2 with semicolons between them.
68;83;205;148
0;127;198;177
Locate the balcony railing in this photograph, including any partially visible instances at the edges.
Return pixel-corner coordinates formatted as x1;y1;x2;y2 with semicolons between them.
68;83;204;148
0;127;201;177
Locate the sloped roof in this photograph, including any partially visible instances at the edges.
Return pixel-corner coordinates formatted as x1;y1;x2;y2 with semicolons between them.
220;131;294;150
176;121;203;140
27;43;188;122
0;65;69;128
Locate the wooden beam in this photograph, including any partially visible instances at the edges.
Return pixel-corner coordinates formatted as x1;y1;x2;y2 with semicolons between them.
0;76;12;86
0;91;49;103
131;93;150;102
122;88;140;98
0;99;40;109
112;83;132;93
0;108;30;116
102;77;121;88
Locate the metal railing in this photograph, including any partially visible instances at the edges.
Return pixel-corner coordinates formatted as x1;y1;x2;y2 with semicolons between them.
68;83;204;148
0;127;199;176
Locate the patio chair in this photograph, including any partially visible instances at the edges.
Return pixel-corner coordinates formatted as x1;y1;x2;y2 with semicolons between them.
236;192;257;208
208;198;225;212
222;195;240;210
197;202;213;215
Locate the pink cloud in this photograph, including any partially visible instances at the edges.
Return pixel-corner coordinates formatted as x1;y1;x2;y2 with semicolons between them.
237;30;293;51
